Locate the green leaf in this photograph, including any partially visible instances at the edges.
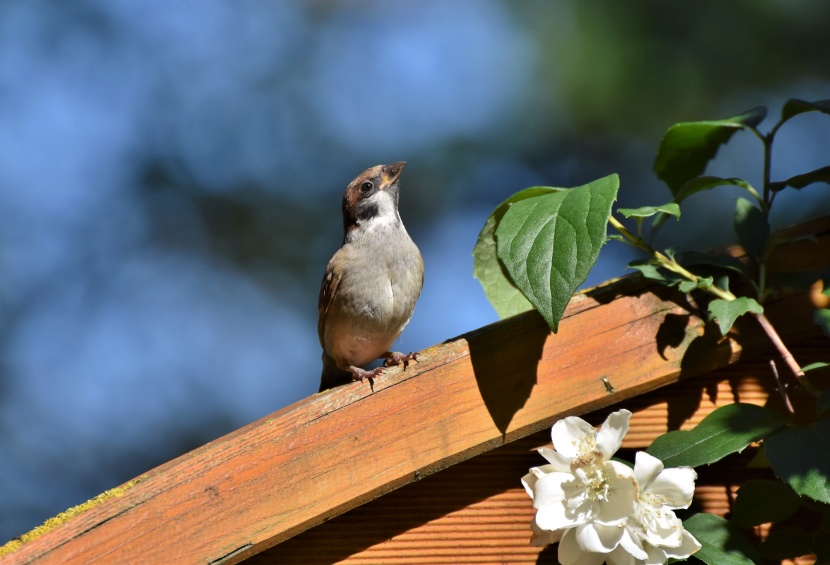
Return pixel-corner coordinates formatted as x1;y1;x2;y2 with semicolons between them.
734;198;769;263
629;259;683;285
473;187;562;318
758;527;815;561
780;98;830;123
628;259;713;294
654;107;767;196
771;165;830;192
708;297;764;336
804;362;830;372
495;175;619;333
683;513;761;565
814;308;830;338
675;176;757;204
646;403;787;468
678;276;713;293
617;202;680;219
731;479;802;527
628;259;665;281
818;391;830;417
766;419;830;504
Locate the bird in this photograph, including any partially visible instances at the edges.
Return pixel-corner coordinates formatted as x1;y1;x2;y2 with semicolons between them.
317;162;424;392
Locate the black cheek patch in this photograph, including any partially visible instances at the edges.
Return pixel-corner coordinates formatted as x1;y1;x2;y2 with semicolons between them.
355;202;379;222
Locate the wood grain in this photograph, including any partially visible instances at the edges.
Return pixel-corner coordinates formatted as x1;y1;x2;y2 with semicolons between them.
4;216;828;565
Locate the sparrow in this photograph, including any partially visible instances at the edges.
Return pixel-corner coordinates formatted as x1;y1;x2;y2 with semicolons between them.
317;162;424;392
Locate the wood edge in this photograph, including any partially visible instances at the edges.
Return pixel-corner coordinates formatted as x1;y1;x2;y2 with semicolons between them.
0;477;147;559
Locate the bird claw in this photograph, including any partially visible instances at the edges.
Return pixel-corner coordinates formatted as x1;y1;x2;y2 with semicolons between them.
383;351;419;368
348;366;384;386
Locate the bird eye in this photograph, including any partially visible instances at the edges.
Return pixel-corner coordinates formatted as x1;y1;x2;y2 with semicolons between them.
360;181;373;194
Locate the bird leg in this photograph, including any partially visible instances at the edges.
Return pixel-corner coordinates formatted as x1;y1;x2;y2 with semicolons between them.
348;365;384;385
382;351;419;368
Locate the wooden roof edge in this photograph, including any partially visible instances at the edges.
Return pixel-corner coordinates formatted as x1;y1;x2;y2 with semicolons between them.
4;215;829;565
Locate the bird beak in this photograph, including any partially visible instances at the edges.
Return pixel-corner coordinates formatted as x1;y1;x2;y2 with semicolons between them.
380;162;406;190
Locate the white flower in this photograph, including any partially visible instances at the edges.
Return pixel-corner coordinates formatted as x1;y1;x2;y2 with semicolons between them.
522;410;637;563
607;451;701;564
522;410;701;565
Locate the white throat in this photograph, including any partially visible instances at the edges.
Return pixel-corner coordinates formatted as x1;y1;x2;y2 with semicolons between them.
362;190;401;232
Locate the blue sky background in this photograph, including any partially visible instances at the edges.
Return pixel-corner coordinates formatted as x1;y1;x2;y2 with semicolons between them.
1;0;829;541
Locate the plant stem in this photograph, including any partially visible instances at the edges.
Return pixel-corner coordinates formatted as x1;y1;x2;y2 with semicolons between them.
608;215;736;301
610;213;820;397
761;135;773;211
754;313;820;397
769;359;796;417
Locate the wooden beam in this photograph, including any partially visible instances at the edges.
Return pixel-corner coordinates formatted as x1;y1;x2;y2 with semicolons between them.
4;216;829;565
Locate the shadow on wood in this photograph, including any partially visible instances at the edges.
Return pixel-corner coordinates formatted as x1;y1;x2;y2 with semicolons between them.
469;312;549;434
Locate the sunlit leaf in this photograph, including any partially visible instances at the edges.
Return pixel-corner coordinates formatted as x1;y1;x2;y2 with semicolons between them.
683;513;761;565
495;175;619;332
646;403;787;468
617;202;680;219
708;297;764;336
731;479;802;527
654;107;767;196
473;187;562;318
766;419;830;504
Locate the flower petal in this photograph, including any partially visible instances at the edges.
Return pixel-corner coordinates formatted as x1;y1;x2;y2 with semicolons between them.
595;472;636;525
596;409;632;460
533;471;570;508
552;416;597;459
559;528;606;565
539;446;573;471
521;464;562;499
606;545;637;565
534;474;587;531
634;451;664;492
663;529;702;559
618;525;648;560
643;543;668;565
607;459;636;479
639;506;683;548
575;522;624;554
648;467;697;509
530;513;565;546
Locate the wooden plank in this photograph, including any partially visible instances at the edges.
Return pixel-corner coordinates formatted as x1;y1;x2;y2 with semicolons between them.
254;340;829;564
4;216;829;565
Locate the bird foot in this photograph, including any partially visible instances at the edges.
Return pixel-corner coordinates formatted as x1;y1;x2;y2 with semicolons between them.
383;351;419;368
348;365;384;386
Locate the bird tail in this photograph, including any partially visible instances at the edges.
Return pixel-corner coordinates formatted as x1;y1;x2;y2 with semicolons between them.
319;352;352;392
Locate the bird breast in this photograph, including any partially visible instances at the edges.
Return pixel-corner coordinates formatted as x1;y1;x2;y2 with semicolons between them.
324;223;423;369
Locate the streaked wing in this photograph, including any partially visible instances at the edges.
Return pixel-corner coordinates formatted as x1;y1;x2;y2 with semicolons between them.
317;258;342;348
